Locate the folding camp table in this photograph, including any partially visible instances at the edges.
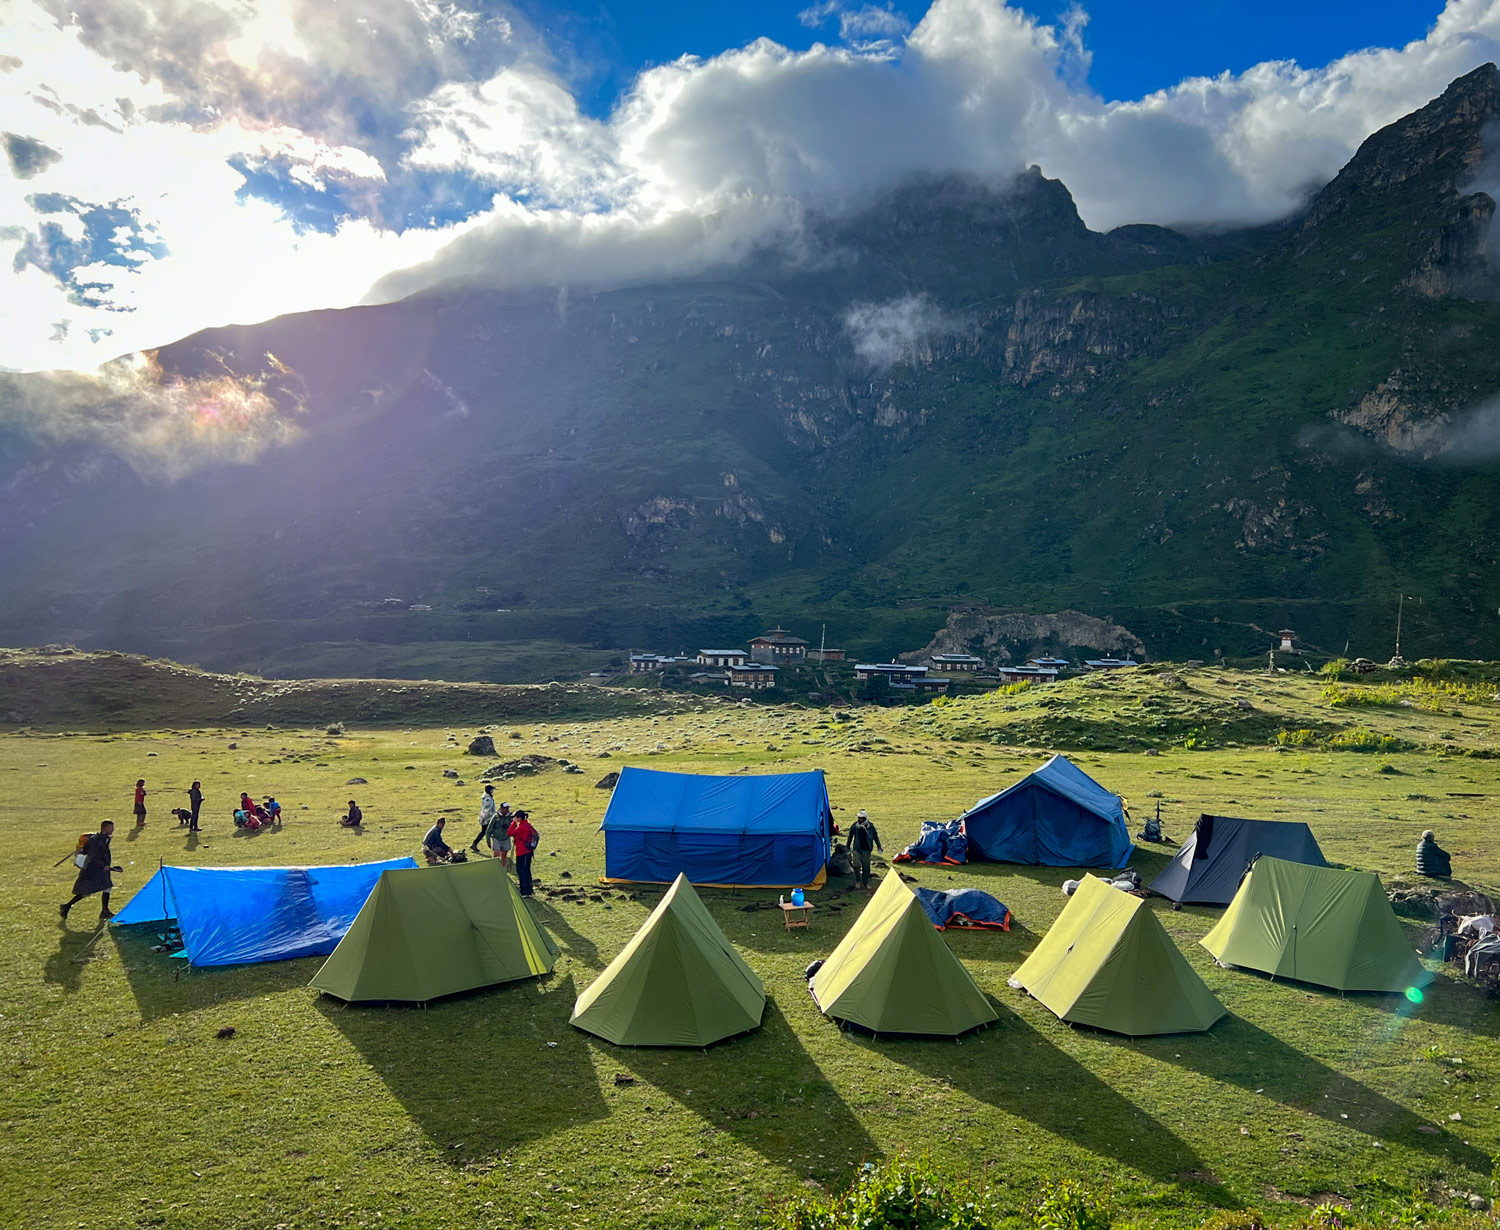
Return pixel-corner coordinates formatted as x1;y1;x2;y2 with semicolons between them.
779;902;814;930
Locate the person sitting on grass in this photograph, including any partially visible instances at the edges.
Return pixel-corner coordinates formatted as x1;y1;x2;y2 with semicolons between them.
1417;829;1452;878
340;800;362;828
233;808;249;828
423;817;454;864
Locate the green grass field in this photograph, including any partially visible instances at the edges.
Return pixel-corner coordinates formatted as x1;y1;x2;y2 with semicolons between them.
4;662;1499;1229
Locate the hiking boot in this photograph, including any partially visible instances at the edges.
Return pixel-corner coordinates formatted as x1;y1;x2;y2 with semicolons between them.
59;902;70;920
99;909;116;921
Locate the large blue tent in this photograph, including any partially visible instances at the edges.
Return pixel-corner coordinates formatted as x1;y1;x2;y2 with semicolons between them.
958;754;1133;868
601;767;830;887
111;858;417;966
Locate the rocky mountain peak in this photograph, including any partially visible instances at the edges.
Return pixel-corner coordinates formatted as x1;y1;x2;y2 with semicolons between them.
1302;62;1500;232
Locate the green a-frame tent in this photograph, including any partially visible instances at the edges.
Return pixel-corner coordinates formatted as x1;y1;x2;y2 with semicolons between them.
570;873;766;1047
1201;856;1427;994
310;858;557;1003
1010;875;1224;1035
810;871;998;1037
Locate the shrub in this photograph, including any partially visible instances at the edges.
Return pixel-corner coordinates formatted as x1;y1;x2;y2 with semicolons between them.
1032;1179;1112;1230
1320;658;1352;681
324;722;346;736
1327;726;1403;753
766;1158;996;1230
1275;728;1320;747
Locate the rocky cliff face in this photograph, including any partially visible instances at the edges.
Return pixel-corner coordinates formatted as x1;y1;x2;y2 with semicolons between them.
903;608;1147;666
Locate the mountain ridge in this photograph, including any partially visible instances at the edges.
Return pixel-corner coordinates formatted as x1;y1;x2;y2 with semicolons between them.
4;66;1500;677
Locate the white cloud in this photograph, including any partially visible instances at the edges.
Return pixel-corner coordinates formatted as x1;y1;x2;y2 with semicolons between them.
843;294;964;366
6;0;1500;384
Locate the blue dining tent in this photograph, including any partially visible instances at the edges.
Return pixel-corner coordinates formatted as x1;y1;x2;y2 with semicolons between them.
601;767;830;888
958;754;1133;868
111;858;417;967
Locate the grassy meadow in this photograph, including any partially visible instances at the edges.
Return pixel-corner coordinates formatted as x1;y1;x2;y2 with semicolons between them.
3;659;1500;1229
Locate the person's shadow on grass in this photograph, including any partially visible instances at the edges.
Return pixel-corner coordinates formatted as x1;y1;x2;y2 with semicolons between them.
42;926;101;993
527;898;599;966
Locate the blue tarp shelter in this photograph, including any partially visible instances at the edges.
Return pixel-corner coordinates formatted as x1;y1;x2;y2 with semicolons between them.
601;767;830;887
111;858;418;967
894;819;968;865
913;887;1011;930
959;754;1133;869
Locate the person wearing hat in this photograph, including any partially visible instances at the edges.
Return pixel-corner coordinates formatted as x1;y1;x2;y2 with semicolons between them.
848;810;882;890
507;809;538;896
1416;828;1452;878
485;794;514;867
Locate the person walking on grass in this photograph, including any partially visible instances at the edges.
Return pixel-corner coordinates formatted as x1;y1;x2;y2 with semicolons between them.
133;779;147;827
60;821;122;922
471;784;496;853
848;809;882;890
187;781;203;832
508;809;538;897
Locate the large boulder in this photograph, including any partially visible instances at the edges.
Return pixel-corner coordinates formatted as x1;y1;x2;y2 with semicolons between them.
467;735;496;756
596;771;620;790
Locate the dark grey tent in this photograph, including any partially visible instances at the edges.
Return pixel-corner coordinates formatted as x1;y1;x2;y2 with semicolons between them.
1149;815;1328;906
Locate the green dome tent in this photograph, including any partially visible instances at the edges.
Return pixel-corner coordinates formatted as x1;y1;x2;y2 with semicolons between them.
1010;875;1225;1036
309;858;557;1003
570;873;766;1047
810;871;998;1037
1201;856;1427;994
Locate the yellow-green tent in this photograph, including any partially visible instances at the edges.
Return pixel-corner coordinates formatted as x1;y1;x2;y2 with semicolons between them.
1202;856;1427;993
1010;875;1224;1035
309;858;556;1003
570;873;765;1047
810;871;998;1036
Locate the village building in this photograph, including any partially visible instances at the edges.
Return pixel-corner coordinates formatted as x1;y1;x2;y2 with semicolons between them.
930;653;983;672
807;647;846;662
995;664;1059;683
890;674;951;693
697;649;748;668
1029;656;1069;670
855;662;930;683
409;604;433;612
629;654;669;673
748;628;808;665
1082;658;1139;671
728;663;778;689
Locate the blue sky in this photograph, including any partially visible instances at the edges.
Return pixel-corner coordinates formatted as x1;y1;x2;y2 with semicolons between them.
1;0;1493;379
522;0;1450;116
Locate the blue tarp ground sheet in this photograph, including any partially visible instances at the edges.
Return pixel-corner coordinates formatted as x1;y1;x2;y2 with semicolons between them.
912;887;1012;930
111;858;418;967
895;819;968;865
601;767;831;886
958;753;1134;869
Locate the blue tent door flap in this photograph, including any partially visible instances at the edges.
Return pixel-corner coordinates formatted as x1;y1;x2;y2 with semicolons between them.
601;767;830;887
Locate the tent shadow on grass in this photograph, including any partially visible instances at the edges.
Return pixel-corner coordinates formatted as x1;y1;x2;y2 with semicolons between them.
318;973;609;1164
620;999;879;1185
526;898;600;966
871;1002;1237;1200
110;927;316;1021
1152;1016;1490;1175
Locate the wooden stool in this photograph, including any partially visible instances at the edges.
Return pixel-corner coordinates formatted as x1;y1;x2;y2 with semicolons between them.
779;902;814;930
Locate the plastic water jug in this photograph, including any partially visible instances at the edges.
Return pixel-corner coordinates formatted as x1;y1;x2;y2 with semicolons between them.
791;887;805;907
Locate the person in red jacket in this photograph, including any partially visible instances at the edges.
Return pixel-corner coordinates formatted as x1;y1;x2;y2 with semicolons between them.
133;779;147;827
507;810;538;897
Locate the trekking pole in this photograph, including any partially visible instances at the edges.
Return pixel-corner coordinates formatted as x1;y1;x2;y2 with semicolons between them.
52;849;76;868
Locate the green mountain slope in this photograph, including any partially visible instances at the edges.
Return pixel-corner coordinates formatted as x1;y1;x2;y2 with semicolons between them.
3;66;1500;675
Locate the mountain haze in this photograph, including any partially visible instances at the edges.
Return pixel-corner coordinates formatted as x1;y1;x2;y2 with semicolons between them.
5;66;1500;676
